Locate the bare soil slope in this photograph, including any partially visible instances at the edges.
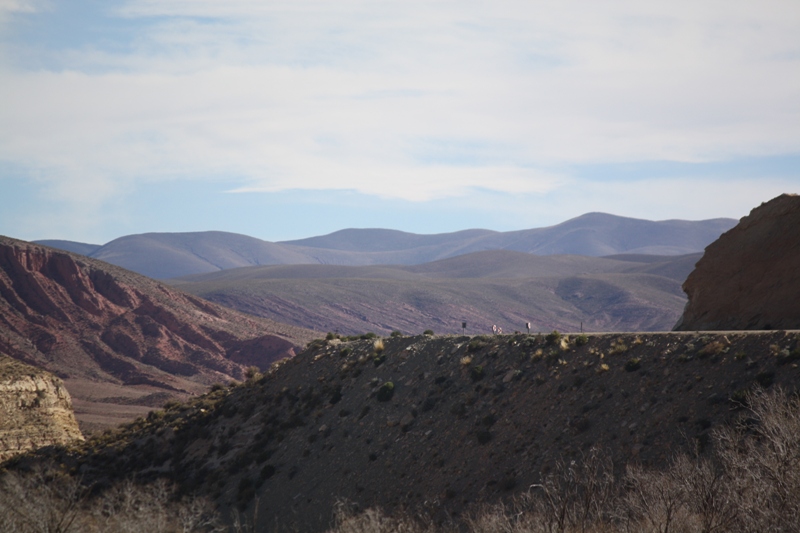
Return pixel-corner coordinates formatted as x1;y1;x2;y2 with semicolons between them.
0;236;318;432
676;194;800;331
13;330;799;531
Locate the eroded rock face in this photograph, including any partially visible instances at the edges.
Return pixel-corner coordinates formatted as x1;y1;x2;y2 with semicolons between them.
0;356;83;462
676;194;800;331
0;236;318;430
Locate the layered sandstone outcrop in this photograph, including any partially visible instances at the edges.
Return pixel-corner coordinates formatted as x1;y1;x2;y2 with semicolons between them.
675;194;800;331
0;235;318;430
0;355;83;462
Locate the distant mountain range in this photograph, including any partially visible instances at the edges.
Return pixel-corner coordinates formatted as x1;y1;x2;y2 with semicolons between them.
36;213;737;279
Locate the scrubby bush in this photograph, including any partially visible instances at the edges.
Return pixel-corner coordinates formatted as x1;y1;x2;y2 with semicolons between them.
244;366;261;380
610;342;628;355
376;382;394;402
390;330;403;338
624;357;641;371
545;330;561;345
575;334;589;346
423;329;434;336
470;365;485;382
468;339;488;353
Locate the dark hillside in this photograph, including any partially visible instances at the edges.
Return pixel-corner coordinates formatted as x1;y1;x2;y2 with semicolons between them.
12;330;800;532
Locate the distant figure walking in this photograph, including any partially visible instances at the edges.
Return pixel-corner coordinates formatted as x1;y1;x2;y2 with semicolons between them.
492;325;498;335
498;326;503;335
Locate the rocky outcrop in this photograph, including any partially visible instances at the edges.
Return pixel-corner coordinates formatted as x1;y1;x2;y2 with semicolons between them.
675;194;800;331
0;236;318;430
0;356;83;462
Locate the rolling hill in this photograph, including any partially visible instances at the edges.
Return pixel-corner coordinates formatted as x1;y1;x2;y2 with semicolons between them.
170;251;700;335
35;213;736;279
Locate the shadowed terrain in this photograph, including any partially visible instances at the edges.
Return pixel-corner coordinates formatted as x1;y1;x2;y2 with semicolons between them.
7;330;799;531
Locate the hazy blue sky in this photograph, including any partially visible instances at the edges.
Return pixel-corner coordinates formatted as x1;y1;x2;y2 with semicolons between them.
1;0;798;244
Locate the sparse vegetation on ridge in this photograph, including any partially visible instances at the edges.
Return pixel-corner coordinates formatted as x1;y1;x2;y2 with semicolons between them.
4;331;800;532
4;388;800;532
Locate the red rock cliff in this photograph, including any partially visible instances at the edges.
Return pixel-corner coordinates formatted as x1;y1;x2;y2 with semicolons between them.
675;194;800;331
0;236;318;429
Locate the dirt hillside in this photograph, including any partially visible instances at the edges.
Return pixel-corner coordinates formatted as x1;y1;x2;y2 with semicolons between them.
12;330;799;531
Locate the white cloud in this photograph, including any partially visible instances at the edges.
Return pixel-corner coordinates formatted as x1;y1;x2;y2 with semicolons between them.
1;0;799;212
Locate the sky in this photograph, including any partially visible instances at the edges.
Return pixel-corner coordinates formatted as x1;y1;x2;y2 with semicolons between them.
0;0;799;245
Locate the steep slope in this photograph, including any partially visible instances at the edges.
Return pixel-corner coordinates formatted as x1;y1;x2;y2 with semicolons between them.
0;355;84;462
39;214;735;279
172;252;693;335
0;236;317;432
12;331;800;531
676;194;800;331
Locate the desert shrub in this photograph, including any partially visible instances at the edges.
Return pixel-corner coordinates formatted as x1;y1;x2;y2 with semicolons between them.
244;366;261;380
163;399;182;411
328;504;436;533
373;338;385;353
0;471;221;533
468;339;488;353
698;340;727;358
423;329;434;336
360;332;378;340
776;348;800;365
575;334;589;346
373;354;386;367
545;330;561;345
339;347;352;357
390;330;403;338
624;358;641;372
610;342;628;355
325;332;337;340
755;371;775;388
470;365;485;382
376;382;394;402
